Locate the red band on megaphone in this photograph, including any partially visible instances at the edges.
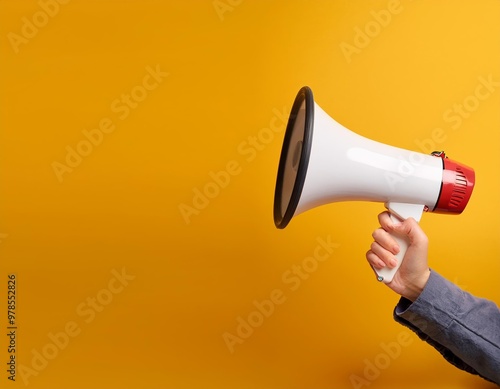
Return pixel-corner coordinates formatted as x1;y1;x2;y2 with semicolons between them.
434;157;475;214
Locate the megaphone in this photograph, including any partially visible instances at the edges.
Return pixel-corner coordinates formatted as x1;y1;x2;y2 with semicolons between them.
274;86;475;283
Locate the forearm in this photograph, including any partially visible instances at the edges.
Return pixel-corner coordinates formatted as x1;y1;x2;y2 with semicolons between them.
393;270;500;385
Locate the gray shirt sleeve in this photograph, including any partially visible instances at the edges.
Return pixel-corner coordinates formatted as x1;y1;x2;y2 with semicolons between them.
393;270;500;385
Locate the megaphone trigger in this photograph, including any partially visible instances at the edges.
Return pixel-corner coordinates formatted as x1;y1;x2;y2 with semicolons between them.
384;202;425;223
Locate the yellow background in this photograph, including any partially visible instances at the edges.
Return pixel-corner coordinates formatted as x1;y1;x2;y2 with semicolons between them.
1;0;499;388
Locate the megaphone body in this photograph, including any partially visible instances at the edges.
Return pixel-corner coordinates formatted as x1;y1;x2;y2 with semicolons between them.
274;87;475;283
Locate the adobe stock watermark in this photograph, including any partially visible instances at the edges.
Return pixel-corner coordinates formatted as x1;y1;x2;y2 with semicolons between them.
414;74;500;154
222;236;340;354
51;64;168;183
18;268;135;386
349;276;473;388
349;311;428;388
379;74;499;193
213;0;243;21
384;151;427;193
7;0;71;54
178;105;289;225
339;0;416;64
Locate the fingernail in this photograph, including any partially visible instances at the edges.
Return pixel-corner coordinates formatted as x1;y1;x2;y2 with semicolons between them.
390;258;398;267
393;245;400;254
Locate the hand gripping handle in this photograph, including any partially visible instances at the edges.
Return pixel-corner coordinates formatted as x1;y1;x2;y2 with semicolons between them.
373;203;425;283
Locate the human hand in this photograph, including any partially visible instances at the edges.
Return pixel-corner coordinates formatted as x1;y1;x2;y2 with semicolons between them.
366;211;431;301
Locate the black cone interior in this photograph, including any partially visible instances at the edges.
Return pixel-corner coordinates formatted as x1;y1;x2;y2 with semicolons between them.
273;86;314;229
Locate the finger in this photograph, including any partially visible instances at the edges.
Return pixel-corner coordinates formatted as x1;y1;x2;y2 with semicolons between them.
369;241;398;268
378;211;395;231
366;249;386;270
372;228;400;254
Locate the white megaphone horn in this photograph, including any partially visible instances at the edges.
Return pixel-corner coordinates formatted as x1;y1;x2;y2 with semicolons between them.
273;86;475;283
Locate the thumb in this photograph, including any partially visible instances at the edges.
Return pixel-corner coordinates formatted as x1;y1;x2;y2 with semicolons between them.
390;217;428;246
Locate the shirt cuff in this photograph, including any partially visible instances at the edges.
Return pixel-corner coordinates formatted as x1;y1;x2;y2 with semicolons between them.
394;270;463;337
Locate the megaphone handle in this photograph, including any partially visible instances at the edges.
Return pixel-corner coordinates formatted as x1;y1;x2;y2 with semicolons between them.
374;214;409;283
374;202;425;283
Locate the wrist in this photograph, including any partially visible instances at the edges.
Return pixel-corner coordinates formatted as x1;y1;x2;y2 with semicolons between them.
403;268;431;302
